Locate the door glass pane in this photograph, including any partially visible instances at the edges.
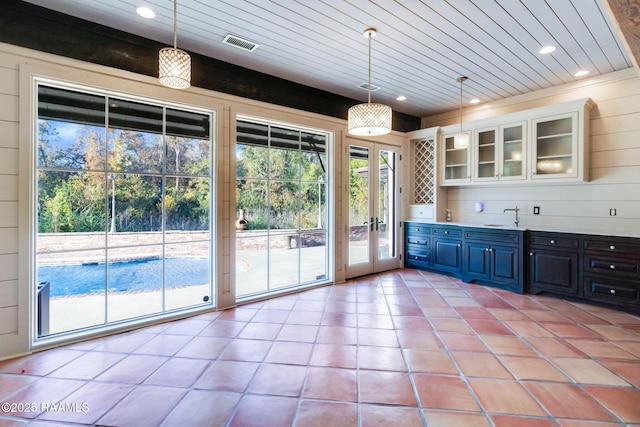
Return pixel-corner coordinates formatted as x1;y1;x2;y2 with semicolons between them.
536;118;573;175
165;242;211;311
36;249;106;336
37;86;106;171
477;130;496;178
35;83;214;339
349;145;369;266
378;149;395;261
107;174;163;247
235;119;329;300
444;136;468;180
107;98;163;174
301;230;327;283
107;246;163;323
502;125;523;177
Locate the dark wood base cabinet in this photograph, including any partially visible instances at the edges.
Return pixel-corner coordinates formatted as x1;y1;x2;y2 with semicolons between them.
527;231;640;313
405;223;640;312
528;233;579;295
581;237;640;308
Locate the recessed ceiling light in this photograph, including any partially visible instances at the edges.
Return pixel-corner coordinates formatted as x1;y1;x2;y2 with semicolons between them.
539;45;556;54
469;98;480;104
574;69;590;77
396;95;407;101
136;6;156;19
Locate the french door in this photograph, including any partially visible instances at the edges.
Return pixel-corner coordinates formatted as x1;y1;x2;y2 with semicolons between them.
346;139;400;278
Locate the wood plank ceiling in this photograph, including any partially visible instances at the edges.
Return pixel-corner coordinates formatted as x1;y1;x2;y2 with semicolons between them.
22;0;633;118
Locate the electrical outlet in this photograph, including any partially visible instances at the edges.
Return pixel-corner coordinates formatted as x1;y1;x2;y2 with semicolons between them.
610;208;617;216
533;206;540;215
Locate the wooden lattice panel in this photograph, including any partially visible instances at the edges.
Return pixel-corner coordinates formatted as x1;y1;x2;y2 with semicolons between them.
413;138;435;204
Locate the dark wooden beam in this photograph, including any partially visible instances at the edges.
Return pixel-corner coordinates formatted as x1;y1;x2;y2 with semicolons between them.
604;0;640;73
2;0;421;132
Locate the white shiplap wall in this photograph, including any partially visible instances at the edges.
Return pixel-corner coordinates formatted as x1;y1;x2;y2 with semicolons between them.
421;68;640;235
0;50;22;357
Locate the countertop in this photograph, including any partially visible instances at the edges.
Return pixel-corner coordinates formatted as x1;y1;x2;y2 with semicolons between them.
405;221;640;239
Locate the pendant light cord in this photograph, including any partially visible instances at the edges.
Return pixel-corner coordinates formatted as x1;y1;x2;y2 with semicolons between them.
459;79;463;133
173;0;178;49
457;76;467;134
367;31;372;104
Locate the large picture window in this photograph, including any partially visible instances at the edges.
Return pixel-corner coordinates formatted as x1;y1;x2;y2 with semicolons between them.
235;118;330;299
35;82;214;338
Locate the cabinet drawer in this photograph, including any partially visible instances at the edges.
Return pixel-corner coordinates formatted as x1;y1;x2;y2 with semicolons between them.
584;239;640;255
405;224;430;236
584;255;639;278
432;227;462;239
409;205;434;221
405;249;430;269
530;235;579;249
406;236;430;246
465;230;520;245
406;252;430;263
584;276;639;304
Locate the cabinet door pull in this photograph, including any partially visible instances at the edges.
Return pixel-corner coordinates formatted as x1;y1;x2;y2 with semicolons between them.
530;252;534;256
609;245;615;250
550;239;556;244
610;264;616;270
610;289;616;294
444;231;449;235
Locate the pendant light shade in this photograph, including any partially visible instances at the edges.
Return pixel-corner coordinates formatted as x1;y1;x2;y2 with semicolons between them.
348;28;392;136
348;102;392;136
453;76;468;149
159;0;191;89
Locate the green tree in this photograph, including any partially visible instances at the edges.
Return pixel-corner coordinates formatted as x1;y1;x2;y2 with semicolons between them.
41;187;74;232
349;158;369;225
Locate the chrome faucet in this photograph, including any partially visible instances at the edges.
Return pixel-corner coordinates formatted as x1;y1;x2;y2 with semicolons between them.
504;206;520;226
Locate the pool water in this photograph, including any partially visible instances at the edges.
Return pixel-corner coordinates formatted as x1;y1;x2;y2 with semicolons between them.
38;257;210;297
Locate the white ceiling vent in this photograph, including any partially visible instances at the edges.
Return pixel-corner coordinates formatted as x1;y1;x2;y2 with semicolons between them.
222;34;260;52
357;83;380;92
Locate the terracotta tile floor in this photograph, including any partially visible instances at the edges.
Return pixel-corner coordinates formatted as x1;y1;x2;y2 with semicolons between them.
1;269;640;426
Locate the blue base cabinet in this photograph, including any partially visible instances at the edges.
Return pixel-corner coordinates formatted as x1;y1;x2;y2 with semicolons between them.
404;222;524;294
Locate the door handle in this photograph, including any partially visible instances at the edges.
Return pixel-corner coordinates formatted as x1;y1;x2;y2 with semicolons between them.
370;217;374;232
375;217;379;231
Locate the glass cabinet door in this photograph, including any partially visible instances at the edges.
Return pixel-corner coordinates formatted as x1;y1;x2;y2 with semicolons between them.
475;127;497;181
499;122;526;180
532;113;577;179
443;133;470;183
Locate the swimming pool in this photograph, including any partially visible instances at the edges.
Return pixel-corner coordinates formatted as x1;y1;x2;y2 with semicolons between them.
37;257;210;297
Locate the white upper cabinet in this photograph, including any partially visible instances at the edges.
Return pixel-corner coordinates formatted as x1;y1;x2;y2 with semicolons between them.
440;98;593;186
474;126;497;182
442;132;471;184
531;112;579;180
499;121;527;181
471;121;527;183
